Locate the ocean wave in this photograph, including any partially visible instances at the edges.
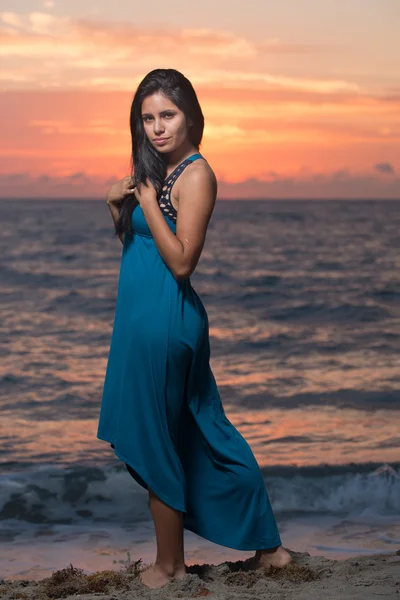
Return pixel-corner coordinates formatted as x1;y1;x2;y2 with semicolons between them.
0;463;398;527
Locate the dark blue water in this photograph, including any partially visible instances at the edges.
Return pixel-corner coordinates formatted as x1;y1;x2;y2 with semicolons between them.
1;198;399;577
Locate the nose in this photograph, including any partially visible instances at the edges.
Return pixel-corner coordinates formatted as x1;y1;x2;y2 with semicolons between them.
153;118;165;135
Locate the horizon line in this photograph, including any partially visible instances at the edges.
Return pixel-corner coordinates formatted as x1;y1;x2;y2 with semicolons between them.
1;196;399;202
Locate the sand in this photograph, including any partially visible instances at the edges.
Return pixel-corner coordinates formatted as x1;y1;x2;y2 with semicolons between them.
0;548;399;599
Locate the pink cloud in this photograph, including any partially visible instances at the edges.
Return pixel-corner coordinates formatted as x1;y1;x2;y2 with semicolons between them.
1;169;399;199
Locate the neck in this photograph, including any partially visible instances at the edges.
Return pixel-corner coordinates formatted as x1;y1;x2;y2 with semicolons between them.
166;143;198;168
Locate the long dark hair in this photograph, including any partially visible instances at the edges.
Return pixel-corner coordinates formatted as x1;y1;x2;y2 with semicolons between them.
114;69;205;240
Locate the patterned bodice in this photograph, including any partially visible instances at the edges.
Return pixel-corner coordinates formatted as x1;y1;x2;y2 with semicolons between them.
158;153;203;223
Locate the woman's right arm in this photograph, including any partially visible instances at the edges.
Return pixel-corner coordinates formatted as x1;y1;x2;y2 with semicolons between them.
107;196;124;245
106;176;134;245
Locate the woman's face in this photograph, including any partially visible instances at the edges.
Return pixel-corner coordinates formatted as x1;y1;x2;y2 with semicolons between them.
141;91;191;153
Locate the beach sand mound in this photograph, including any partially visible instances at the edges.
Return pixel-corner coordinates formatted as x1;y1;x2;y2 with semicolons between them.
0;548;399;599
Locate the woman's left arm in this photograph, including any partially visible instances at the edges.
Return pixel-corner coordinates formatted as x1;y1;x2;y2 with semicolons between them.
137;164;217;280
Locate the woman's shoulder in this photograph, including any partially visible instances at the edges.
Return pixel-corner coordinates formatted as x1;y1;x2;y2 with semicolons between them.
186;155;217;190
175;155;217;206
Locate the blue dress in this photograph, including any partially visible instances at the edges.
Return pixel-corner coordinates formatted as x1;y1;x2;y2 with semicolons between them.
97;152;282;550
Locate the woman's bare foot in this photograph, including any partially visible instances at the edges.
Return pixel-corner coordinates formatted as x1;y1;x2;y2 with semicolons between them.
250;545;292;571
139;563;186;589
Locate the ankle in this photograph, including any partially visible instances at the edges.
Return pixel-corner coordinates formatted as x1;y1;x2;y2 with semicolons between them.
173;565;187;578
154;560;186;578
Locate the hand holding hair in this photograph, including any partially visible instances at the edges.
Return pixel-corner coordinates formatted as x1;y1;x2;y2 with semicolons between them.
106;176;137;205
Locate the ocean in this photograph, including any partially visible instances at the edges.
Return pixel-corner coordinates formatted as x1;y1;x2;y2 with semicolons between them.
1;197;399;580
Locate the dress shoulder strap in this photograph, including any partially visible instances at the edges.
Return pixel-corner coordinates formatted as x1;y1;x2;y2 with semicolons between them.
164;153;204;183
159;153;205;223
186;153;202;162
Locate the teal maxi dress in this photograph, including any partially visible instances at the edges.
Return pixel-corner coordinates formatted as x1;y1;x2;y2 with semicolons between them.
97;152;282;550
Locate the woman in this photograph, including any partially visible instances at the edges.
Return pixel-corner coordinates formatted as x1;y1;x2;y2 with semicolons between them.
97;68;292;589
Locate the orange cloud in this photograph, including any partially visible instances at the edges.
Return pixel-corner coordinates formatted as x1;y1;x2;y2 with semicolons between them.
1;88;398;175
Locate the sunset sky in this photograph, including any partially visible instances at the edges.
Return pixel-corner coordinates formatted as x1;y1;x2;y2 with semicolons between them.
1;0;399;198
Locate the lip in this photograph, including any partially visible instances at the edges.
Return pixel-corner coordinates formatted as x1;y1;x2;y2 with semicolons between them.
154;138;169;144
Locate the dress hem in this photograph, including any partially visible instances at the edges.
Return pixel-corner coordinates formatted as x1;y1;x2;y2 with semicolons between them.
183;522;282;552
97;434;187;513
98;433;282;552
